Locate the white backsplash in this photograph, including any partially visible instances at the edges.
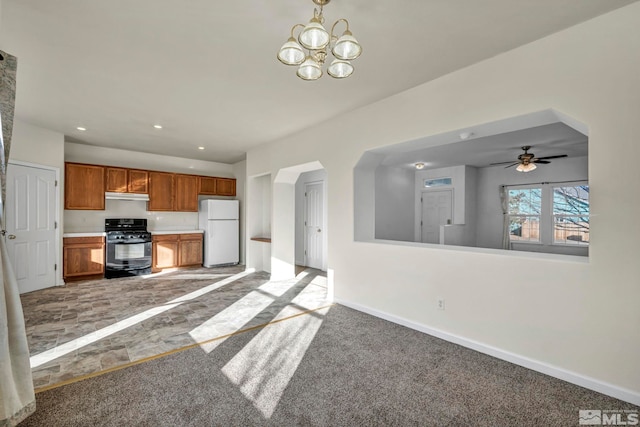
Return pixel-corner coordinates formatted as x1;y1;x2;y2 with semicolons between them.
64;199;199;232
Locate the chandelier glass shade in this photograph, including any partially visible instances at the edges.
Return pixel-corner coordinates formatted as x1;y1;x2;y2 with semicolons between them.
278;0;362;81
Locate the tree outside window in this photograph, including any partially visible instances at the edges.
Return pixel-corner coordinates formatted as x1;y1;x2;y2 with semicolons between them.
508;188;541;242
553;185;589;245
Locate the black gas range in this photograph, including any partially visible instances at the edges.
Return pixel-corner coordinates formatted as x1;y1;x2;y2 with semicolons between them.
105;218;152;279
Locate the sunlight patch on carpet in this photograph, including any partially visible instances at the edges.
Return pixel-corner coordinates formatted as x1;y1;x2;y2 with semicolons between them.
221;282;330;418
189;273;308;353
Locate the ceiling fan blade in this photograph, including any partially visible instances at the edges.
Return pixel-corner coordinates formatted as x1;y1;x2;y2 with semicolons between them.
504;162;519;169
534;154;568;160
534;160;550;164
490;160;518;166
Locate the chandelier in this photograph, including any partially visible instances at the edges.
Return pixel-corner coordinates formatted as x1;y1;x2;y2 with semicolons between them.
277;0;362;80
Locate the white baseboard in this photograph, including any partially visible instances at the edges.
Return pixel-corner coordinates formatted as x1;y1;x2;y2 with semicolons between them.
334;298;640;407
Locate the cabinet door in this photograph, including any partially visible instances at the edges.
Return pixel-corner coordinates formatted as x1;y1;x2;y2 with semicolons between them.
216;178;236;196
152;235;179;271
175;174;199;212
148;172;175;211
65;163;105;210
199;177;217;195
63;237;105;279
105;167;128;193
178;234;203;266
128;169;149;193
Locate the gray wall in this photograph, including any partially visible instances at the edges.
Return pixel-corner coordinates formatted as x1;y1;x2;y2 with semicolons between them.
374;165;415;241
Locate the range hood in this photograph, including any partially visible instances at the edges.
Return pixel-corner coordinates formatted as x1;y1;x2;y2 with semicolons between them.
105;192;150;202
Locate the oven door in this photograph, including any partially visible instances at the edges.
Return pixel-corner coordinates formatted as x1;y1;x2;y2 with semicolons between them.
105;240;152;272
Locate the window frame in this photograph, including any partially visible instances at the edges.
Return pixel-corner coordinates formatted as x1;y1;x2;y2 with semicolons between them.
507;182;589;247
507;186;543;244
551;182;590;246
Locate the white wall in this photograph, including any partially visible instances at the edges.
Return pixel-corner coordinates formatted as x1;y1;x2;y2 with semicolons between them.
374;166;414;242
9;119;65;285
245;4;640;404
295;169;327;267
247;174;271;273
233;160;246;264
475;156;588;255
65;142;234;177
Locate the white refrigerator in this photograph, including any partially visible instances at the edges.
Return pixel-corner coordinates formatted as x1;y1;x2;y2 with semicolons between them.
198;199;239;267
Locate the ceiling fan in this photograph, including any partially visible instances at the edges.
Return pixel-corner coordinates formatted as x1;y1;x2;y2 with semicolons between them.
490;145;567;172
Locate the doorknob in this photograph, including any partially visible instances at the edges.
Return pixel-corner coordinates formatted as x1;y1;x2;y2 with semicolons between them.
317;228;322;233
8;235;16;240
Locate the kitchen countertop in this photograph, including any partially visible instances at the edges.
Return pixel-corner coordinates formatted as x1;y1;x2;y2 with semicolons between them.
63;232;106;238
63;230;204;238
149;229;204;235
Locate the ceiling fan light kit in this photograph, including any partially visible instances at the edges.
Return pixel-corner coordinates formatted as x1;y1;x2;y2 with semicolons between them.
277;0;362;81
491;145;568;173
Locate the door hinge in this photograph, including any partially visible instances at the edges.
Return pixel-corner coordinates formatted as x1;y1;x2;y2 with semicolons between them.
54;264;57;271
55;180;58;187
305;192;307;197
421;220;423;226
54;221;58;229
304;250;307;255
304;221;307;226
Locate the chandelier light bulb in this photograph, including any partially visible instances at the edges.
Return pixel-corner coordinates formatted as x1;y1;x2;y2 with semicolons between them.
277;37;305;65
297;56;323;81
299;19;330;50
332;31;362;60
327;59;353;79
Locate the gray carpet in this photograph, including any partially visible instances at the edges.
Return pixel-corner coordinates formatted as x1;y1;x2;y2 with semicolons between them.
21;304;638;426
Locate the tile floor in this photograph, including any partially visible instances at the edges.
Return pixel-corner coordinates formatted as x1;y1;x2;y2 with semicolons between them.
20;266;329;389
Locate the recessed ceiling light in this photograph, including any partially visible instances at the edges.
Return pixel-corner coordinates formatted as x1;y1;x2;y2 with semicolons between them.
198;146;205;150
76;127;86;131
415;162;425;170
153;124;162;129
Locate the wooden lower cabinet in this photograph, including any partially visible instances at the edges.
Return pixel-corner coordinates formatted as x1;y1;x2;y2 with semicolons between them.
63;236;105;281
152;233;203;272
178;233;204;266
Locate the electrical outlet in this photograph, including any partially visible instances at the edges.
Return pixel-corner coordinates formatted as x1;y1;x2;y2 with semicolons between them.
437;298;445;310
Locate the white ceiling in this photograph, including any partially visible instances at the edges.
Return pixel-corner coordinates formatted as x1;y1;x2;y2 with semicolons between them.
0;0;634;164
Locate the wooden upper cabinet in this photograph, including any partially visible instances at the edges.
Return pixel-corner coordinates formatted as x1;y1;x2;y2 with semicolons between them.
65;163;105;210
175;174;199;212
105;167;128;193
199;176;217;195
128;169;149;193
106;167;148;194
148;171;175;211
199;176;236;196
216;178;236;196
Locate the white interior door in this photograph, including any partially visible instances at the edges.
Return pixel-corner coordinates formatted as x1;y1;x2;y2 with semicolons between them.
421;190;452;244
304;182;323;269
6;163;57;294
